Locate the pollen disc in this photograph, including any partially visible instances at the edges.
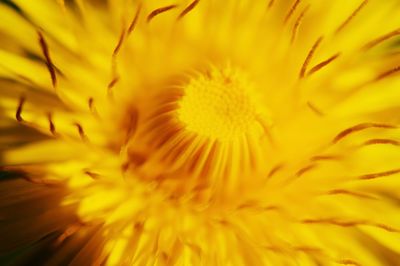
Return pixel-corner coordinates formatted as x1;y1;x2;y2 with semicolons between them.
178;66;264;141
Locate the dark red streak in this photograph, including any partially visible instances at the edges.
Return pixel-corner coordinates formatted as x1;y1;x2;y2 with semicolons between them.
38;32;57;88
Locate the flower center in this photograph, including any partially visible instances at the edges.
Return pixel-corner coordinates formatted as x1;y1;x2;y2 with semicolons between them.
123;65;272;205
178;66;259;141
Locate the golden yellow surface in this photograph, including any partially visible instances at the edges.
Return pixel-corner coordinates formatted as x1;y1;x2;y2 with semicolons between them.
0;0;400;265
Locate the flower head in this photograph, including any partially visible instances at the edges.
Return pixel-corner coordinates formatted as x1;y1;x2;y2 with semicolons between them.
1;0;400;265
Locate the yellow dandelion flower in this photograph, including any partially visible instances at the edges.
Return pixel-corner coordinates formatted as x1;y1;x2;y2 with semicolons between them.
1;0;400;265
